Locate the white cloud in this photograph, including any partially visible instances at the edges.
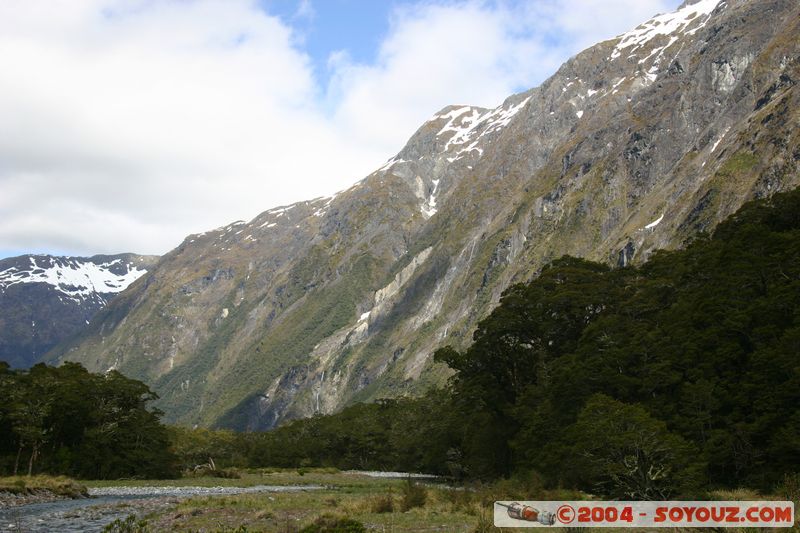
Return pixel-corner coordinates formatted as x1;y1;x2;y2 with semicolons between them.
0;0;679;257
327;0;678;151
523;0;682;52
0;0;378;255
328;2;544;151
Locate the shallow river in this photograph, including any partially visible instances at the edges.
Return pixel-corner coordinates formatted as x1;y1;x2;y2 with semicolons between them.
0;485;322;533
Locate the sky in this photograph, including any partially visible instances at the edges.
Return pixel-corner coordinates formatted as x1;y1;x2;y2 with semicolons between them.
0;0;682;259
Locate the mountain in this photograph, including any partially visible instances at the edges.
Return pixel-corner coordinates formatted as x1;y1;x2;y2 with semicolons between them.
53;0;800;430
0;254;157;368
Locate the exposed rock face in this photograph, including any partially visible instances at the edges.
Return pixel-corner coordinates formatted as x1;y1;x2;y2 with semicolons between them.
0;254;157;368
54;0;800;429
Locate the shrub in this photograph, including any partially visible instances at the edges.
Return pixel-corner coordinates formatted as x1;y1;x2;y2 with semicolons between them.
400;477;427;511
369;492;394;513
103;515;150;533
439;486;475;514
471;507;493;533
778;473;800;505
299;514;366;533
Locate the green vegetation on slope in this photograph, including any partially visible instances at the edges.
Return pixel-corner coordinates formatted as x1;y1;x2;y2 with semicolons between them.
171;188;800;498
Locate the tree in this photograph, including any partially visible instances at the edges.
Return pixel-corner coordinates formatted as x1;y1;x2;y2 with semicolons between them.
7;365;55;475
564;394;703;498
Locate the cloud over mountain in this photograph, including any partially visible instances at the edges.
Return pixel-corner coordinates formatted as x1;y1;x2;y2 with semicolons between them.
0;0;676;256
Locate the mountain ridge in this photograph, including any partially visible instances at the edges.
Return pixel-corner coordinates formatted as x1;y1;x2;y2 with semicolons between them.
53;0;800;430
0;253;157;368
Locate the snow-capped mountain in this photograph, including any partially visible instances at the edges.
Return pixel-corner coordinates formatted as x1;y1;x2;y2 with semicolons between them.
53;0;799;429
0;254;157;368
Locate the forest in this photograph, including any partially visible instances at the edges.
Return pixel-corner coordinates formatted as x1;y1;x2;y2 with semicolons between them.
1;189;798;498
178;188;799;498
0;362;176;479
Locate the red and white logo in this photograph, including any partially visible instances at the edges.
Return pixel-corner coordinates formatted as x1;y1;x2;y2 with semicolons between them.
494;501;795;528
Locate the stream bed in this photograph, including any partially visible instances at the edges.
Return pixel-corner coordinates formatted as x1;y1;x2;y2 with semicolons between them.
0;485;323;532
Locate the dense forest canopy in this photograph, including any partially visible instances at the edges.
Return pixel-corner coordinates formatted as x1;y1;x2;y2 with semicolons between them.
0;362;176;479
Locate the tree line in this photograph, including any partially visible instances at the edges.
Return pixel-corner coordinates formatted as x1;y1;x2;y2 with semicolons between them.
0;362;176;479
2;189;798;492
176;188;799;497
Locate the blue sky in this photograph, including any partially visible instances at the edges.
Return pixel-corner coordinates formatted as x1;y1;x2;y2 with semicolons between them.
0;0;682;259
261;0;682;98
262;0;393;78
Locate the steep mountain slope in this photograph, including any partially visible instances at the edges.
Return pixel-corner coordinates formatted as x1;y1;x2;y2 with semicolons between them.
55;0;800;429
0;254;157;368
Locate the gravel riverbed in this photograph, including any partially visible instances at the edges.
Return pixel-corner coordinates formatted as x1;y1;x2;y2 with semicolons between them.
1;484;324;532
89;484;323;497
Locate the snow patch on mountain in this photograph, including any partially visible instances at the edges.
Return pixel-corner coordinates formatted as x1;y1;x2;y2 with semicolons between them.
378;157;409;173
438;97;531;162
710;126;731;153
645;214;665;229
439;107;486;150
609;0;721;62
311;196;336;218
0;257;147;299
421;179;440;218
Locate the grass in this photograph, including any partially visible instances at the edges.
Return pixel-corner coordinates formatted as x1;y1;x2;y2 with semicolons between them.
717;151;759;178
155;486;478;532
34;469;800;532
0;475;88;498
84;468;351;489
97;469;680;531
94;470;477;532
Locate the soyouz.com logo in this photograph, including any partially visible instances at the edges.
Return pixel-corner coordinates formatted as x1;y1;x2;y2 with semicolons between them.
493;501;795;528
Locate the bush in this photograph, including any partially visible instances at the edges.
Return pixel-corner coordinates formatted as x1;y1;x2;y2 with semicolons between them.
103;515;149;533
299;514;366;532
368;492;394;513
400;477;427;511
439;486;475;514
472;507;493;533
778;473;800;505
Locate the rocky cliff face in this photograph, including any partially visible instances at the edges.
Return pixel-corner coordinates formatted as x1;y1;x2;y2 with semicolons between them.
54;0;800;429
0;254;157;368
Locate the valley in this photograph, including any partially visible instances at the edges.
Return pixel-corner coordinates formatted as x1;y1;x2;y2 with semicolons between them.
48;0;800;431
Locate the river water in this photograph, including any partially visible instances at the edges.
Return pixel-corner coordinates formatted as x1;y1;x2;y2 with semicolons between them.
0;485;322;533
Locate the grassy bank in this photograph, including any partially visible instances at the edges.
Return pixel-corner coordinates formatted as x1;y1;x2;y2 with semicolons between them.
97;469;586;532
84;468;347;489
97;469;799;532
0;475;88;498
132;470;480;532
3;470;794;532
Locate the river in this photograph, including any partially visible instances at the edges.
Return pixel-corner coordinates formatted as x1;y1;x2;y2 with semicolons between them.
0;485;323;533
